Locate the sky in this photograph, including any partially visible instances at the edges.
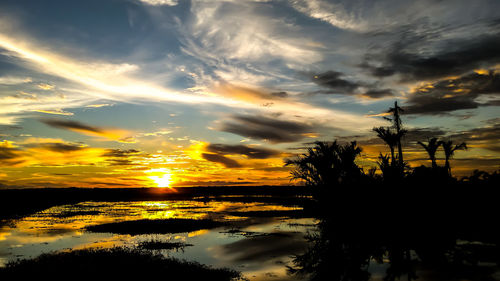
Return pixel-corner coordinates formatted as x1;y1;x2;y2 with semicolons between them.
0;0;499;188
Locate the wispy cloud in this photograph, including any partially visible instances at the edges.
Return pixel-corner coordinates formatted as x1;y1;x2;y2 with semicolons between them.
34;109;74;116
290;0;367;31
137;0;178;6
0;76;32;85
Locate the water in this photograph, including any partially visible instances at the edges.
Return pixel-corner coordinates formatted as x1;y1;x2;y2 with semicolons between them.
0;200;316;281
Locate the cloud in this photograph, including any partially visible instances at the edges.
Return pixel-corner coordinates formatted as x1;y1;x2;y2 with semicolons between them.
37;83;54;90
101;148;143;166
290;0;367;31
140;130;172;137
101;149;141;158
363;31;500;81
206;144;280;159
42;119;102;133
403;70;500;115
0;139;104;167
0;31;375;133
219;115;317;143
41;119;133;142
310;71;394;99
361;88;394;99
0;76;32;85
137;0;178;6
447;120;500;152
201;153;241;168
311;71;360;93
403;127;447;143
34;109;74;116
23;142;87;152
85;104;113;108
0;144;22;164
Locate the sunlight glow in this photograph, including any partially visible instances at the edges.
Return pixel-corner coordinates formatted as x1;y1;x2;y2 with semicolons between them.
146;168;173;188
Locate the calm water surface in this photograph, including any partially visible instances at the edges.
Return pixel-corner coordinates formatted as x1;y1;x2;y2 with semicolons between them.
0;200;316;281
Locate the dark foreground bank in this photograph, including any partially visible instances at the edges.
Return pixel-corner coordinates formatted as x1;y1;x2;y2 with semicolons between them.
0;247;244;280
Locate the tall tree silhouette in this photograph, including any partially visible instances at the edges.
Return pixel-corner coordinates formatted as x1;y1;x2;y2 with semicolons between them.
417;138;441;169
387;101;405;166
441;140;467;176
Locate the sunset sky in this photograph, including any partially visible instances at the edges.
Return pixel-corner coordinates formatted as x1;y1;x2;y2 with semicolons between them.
1;0;499;188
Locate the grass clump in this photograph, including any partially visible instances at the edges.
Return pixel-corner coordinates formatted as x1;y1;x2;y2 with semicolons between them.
0;247;245;280
137;239;193;251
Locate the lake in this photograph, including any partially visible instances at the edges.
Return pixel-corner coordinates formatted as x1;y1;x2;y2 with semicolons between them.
0;199;317;281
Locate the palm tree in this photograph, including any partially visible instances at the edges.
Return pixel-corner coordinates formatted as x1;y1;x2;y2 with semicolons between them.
373;127;398;165
441;140;467;176
387;101;405;166
285;140;363;188
417;138;441;169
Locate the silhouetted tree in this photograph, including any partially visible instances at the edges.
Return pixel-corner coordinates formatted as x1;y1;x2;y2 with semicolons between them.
285;141;363;192
373;101;408;182
377;153;396;181
387;101;406;166
373;127;398;165
441;140;467;176
417;138;441;169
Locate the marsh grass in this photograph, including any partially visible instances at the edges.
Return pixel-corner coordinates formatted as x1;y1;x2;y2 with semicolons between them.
137;238;193;252
0;247;245;280
85;218;224;235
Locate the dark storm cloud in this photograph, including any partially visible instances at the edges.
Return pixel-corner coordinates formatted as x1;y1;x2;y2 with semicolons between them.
404;70;500;115
219;115;317;143
41;119;103;133
363;31;500;81
201;153;241;168
206;144;280;159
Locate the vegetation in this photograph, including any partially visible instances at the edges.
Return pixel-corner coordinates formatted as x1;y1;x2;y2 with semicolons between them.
417;137;441;169
0;247;244;280
285;100;478;189
441;140;467;176
285;101;500;281
285;141;364;190
137;239;193;251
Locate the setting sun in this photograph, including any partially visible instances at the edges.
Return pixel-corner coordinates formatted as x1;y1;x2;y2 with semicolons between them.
146;168;173;188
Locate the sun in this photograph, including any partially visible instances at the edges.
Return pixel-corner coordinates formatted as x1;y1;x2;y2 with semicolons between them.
146;168;173;188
